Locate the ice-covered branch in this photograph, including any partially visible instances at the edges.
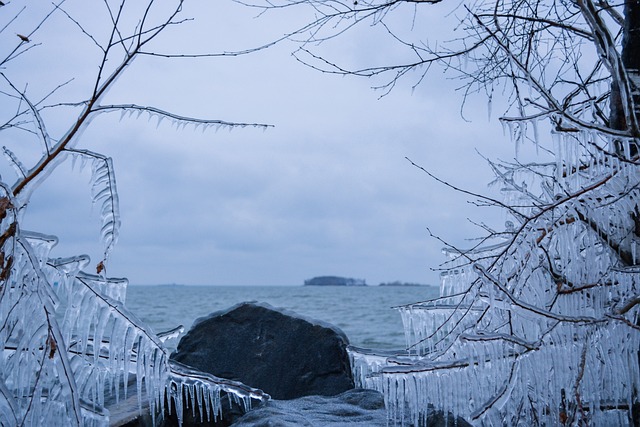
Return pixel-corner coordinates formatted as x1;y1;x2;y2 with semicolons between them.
0;2;277;425
406;157;525;219
459;331;539;351
93;104;273;131
0;76;53;155
470;361;518;420
473;264;602;323
268;0;640;424
471;11;632;139
616;295;640;315
577;0;639;135
66;149;120;266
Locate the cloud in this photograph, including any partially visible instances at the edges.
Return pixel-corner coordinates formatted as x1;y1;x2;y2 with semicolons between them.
4;1;515;287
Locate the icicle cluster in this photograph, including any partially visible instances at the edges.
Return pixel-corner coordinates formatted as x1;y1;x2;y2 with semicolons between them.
350;126;640;425
108;104;272;133
0;183;269;426
0;2;281;424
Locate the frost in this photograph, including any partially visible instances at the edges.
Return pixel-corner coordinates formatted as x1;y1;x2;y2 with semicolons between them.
353;126;640;425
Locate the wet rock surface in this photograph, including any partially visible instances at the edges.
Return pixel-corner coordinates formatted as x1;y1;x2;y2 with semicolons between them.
230;388;473;427
231;388;387;427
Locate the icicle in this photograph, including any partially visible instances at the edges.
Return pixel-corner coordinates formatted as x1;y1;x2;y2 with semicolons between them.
514;122;522;159
155;115;165;129
552;131;563;180
3;146;27;179
532;118;540;154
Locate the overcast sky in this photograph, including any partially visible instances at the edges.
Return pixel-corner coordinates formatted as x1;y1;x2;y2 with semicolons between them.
1;1;516;286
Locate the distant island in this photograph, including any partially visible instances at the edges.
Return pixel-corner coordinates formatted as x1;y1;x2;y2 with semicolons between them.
304;276;367;286
378;281;429;287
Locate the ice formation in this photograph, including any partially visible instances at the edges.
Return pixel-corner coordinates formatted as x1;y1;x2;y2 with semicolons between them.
0;185;269;425
350;128;640;425
0;3;277;424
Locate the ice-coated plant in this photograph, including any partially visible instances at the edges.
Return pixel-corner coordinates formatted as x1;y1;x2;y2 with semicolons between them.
255;0;640;424
0;1;270;425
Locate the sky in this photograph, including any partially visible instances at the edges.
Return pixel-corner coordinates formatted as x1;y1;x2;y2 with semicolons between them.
0;0;516;286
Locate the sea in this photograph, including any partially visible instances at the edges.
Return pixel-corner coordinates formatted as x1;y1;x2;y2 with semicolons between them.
126;285;440;351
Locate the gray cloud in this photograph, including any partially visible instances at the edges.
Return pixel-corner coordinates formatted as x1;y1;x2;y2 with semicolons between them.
5;1;515;287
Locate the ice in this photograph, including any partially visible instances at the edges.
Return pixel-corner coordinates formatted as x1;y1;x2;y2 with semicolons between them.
2;146;27;179
0;198;268;426
157;325;185;344
348;347;403;390
167;360;269;424
85;153;121;262
0;5;281;424
3;2;639;425
360;124;640;425
532;118;540;153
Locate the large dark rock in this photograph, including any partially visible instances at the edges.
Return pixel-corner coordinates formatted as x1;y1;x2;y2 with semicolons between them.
171;302;355;401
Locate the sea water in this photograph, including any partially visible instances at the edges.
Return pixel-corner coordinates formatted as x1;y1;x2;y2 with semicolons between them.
126;285;439;350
